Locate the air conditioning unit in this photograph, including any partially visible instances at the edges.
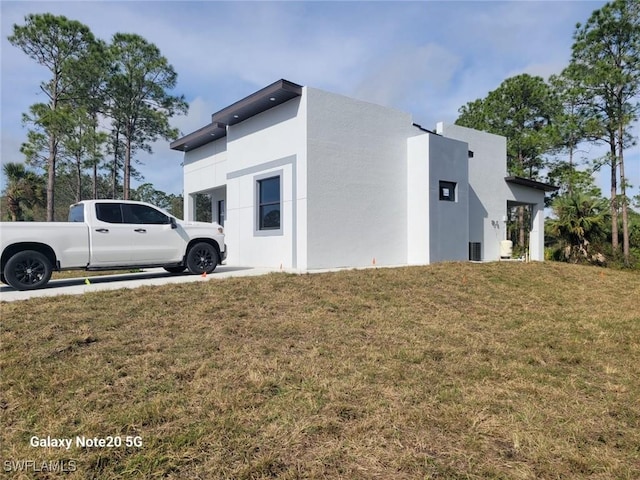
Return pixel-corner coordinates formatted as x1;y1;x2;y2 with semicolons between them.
469;242;481;261
500;240;513;259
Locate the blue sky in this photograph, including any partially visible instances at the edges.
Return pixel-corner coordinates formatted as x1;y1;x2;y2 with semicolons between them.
1;0;638;201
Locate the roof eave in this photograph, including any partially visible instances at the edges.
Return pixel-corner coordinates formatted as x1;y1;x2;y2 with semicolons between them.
212;79;303;126
505;176;558;192
170;122;226;152
171;79;303;153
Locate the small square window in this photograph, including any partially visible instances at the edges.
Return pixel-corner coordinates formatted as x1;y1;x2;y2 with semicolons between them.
439;181;456;202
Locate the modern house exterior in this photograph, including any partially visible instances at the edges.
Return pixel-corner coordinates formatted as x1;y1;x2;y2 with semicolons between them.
171;79;556;271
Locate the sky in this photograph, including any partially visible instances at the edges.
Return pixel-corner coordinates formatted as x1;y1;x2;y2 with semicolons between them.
1;0;638;201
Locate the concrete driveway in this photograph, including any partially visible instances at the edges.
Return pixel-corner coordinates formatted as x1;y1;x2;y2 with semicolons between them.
0;266;278;303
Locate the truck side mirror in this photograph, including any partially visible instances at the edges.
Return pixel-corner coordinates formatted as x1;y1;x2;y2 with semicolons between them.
170;217;178;229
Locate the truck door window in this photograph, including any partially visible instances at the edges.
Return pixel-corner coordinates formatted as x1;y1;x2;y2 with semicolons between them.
96;203;123;223
69;204;85;222
124;204;169;225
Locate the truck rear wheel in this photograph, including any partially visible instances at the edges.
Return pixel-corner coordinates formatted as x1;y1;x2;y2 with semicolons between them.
4;250;53;291
186;242;219;275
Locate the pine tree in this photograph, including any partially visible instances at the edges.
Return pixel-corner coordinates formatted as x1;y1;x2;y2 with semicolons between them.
566;0;640;265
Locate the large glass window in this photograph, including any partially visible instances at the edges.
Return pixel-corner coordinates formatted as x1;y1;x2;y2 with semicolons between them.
257;176;281;230
217;199;225;227
194;193;213;223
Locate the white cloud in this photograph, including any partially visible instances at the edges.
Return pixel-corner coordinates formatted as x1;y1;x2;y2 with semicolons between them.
352;43;461;111
172;96;214;136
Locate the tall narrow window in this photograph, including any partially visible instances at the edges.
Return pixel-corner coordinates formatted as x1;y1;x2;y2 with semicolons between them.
257;176;281;230
217;199;225;227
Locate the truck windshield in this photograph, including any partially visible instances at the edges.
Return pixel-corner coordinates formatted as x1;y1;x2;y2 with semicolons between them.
69;204;84;222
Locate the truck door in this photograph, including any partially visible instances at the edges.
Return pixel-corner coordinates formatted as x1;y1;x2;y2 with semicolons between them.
122;204;184;263
90;203;133;264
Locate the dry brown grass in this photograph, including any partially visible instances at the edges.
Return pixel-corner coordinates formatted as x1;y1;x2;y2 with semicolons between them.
1;262;639;479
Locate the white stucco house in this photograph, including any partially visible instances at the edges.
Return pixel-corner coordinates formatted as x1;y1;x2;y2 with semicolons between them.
171;79;556;270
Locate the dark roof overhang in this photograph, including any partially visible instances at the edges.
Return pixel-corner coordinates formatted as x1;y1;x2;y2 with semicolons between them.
505;176;558;192
212;79;303;126
170;122;226;152
171;79;303;152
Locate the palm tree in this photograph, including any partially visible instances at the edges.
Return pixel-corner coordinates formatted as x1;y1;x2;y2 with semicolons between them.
2;162;44;221
547;192;609;263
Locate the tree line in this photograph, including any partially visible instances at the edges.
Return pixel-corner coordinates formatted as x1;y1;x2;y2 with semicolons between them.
0;162;220;224
4;13;188;221
456;0;639;267
1;162;183;221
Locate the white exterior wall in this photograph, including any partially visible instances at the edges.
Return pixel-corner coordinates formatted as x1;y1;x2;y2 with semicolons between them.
224;95;307;269
530;203;545;262
407;134;431;264
438;123;547;261
438;123;507;261
427;134;469;262
305;87;414;269
407;132;469;264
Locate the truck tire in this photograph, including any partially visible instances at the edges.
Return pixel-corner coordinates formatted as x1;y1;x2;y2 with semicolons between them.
4;250;53;291
186;242;219;275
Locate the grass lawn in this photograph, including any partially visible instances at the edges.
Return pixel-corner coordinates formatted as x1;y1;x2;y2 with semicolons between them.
1;262;639;479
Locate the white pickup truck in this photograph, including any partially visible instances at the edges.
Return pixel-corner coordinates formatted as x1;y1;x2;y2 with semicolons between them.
0;200;226;291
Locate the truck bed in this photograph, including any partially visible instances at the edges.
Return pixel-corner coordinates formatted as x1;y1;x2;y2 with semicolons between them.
1;222;90;269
